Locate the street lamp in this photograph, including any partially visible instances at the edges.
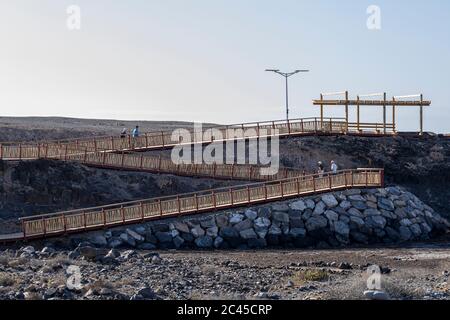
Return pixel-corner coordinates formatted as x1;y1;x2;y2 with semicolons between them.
265;69;309;121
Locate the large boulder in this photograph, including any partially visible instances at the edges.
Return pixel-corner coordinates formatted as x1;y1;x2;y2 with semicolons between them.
290;200;307;211
272;211;289;224
305;216;328;231
239;228;258;240
321;194;338;208
195;236;213;248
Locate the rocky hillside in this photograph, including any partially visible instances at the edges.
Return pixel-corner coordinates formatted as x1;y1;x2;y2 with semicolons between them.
279;134;450;216
0;159;241;233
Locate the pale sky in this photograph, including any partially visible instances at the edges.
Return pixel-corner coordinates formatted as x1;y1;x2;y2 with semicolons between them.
0;0;449;132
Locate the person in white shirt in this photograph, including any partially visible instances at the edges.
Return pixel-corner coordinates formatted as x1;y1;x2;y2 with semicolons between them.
330;160;338;174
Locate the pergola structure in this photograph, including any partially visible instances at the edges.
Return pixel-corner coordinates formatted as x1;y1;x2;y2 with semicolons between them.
312;91;431;135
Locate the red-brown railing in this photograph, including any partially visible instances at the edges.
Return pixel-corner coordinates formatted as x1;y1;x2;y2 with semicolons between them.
0;117;394;160
17;168;383;240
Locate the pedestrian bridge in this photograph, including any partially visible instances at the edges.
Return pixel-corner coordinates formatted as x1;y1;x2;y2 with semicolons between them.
0;168;383;243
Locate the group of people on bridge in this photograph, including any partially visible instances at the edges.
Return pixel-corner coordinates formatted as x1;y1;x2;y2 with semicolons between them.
120;125;140;139
318;160;338;177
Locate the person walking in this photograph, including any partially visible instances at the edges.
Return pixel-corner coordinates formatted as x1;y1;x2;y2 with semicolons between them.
331;160;338;174
132;125;140;138
318;161;324;177
120;128;127;138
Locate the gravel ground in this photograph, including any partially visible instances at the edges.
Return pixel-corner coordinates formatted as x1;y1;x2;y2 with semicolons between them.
1;240;449;300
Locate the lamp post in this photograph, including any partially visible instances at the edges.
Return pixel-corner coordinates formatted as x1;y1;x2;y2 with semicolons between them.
265;69;309;121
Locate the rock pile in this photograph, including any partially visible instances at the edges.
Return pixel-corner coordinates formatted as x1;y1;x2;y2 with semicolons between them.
69;186;449;250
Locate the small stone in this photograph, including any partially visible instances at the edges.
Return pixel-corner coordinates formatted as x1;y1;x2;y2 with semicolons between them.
22;246;35;255
364;290;390;300
137;287;158;300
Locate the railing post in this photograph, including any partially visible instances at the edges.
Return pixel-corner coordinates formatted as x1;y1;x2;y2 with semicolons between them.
64;144;68;161
63;214;67;233
19;143;22;160
296;177;300;194
329;174;332;190
42;218;46;236
212;191;216;209
45;144;49;159
145;133;149;148
103;209;106;227
365;171;369;187
141;202;145;220
161;131;165;147
0;143;3;159
247;186;251;203
159;200;163;216
313;176;316;193
280;181;284;198
195;194;199;210
37;143;41;159
121;152;125;167
111;137;114;151
351;170;354;186
140;154;144;169
177;196;181;214
158;155;162;171
314;117;317;133
84;148;87;163
380;169;385;187
102;151;106;165
94;139;97;152
264;184;268;200
231;164;235;180
230;189;234;205
287;119;291;134
22;219;26;239
249;166;253;180
121;206;125;223
301;119;304;133
83;211;87;229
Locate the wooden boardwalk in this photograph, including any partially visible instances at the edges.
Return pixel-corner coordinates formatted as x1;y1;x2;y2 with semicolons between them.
0;168;383;243
0;117;395;161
